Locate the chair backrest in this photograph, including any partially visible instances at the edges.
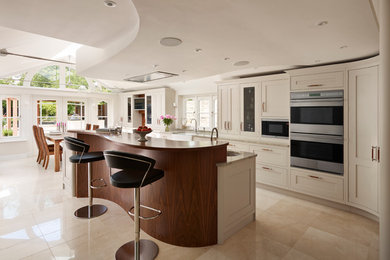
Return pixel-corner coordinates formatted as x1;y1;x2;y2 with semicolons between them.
86;124;91;130
37;126;49;155
64;136;90;153
93;125;99;130
32;125;40;150
104;151;156;186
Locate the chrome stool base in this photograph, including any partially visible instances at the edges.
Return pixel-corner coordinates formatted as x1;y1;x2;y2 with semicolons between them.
74;204;107;219
115;239;159;260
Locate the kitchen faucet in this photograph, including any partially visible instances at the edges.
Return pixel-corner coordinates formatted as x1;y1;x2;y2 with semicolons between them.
190;118;198;134
211;127;218;141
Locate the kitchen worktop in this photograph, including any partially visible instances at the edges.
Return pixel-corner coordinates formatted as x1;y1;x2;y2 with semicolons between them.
67;130;228;150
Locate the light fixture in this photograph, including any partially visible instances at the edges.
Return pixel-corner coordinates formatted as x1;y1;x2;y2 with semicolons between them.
124;71;178;83
182;70;187;73
160;37;182;47
340;45;348;49
314;60;321;63
224;57;230;61
233;61;250;66
317;21;328;26
153;64;159;69
0;48;75;65
195;48;202;53
104;0;117;8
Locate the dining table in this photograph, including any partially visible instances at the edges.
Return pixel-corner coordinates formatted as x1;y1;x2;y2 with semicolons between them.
45;134;64;172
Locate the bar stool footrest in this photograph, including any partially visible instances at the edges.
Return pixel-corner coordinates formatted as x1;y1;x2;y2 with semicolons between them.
90;178;107;189
128;204;162;220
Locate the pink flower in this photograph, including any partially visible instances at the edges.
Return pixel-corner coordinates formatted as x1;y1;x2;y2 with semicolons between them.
160;115;164;120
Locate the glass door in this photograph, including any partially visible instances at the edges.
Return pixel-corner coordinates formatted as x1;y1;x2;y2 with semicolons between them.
146;95;152;125
243;86;255;132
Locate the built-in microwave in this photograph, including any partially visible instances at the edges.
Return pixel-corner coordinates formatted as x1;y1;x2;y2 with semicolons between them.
133;98;145;110
261;120;289;139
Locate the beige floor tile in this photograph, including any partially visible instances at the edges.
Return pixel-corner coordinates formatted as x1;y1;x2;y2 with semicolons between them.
293;227;369;260
282;248;317;260
0;236;49;260
21;249;54;260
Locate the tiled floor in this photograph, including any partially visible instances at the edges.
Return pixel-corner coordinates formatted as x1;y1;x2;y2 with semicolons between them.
0;157;379;259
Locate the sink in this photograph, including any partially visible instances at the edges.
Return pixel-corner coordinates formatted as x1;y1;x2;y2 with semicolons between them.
227;151;240;157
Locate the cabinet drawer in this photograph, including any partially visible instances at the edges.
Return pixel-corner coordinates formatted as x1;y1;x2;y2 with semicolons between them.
291;71;344;90
228;141;251;152
290;168;344;202
251;145;288;167
256;163;288;188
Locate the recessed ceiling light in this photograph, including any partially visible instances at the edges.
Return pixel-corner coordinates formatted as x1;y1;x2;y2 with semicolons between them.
317;21;328;26
224;57;230;61
124;71;178;83
182;70;187;73
340;45;348;49
160;37;182;47
195;48;202;53
233;61;250;66
153;64;159;69
315;60;321;63
104;0;117;8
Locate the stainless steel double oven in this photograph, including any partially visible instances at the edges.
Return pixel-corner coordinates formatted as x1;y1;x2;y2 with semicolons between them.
290;90;344;175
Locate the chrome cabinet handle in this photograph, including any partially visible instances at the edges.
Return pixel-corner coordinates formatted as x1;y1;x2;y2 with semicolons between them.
307;84;323;87
308;175;321;179
372;146;378;161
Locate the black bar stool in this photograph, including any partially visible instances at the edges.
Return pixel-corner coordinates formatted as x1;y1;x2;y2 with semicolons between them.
104;150;164;260
64;136;108;218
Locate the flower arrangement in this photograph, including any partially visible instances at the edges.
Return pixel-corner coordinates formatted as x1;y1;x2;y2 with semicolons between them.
160;114;176;131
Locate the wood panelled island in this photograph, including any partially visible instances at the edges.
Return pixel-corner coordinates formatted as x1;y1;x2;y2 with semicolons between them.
66;130;229;247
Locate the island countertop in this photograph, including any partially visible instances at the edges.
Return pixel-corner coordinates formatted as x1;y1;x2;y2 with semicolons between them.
67;130;228;150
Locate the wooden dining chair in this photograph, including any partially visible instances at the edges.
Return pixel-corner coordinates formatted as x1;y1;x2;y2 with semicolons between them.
32;125;43;164
92;125;99;130
37;126;62;170
86;123;91;130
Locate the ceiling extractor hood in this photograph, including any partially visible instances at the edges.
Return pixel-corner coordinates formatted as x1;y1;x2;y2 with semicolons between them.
124;71;178;83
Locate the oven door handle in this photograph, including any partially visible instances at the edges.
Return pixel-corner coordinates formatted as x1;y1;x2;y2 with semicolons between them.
290;132;344;144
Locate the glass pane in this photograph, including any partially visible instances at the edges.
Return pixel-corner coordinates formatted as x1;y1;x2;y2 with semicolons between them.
66;67;89;90
198;99;210;128
291;107;343;125
243;87;255;132
127;98;132;123
0;73;27;86
291;140;343;163
30;65;60;88
146;96;152;124
185;99;195;126
2;98;20;137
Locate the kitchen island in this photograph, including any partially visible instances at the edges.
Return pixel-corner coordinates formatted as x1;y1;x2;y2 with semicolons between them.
65;130;255;247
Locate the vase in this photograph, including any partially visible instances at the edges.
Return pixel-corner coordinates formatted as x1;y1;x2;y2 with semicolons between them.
165;125;170;132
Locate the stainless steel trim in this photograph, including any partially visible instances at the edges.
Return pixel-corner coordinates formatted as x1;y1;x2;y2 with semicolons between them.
290;90;344;100
290;99;343;107
128;204;162;220
261;134;289;139
291;132;343;144
291;156;344;174
261;118;289;122
290;124;343;136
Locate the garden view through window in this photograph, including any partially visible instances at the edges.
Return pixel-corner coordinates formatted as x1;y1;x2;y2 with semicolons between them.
1;97;20;137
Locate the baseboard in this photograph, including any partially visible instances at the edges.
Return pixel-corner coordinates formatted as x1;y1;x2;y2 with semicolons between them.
257;182;379;222
0;152;32;161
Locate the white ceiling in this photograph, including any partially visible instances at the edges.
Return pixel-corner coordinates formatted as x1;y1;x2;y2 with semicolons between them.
0;0;379;89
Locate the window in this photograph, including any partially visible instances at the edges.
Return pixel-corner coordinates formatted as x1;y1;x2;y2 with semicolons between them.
0;73;27;86
67;101;86;130
184;98;196;127
98;101;108;128
30;65;60;88
183;95;217;130
37;100;57;131
1;97;20;137
66;67;89;90
93;80;112;93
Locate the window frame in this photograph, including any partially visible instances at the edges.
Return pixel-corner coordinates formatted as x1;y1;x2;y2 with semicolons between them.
97;100;109;128
183;95;217;131
36;99;58;131
65;99;87;130
1;96;21;139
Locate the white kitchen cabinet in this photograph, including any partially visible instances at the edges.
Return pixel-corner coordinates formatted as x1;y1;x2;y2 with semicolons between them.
218;84;240;135
348;66;379;213
240;83;260;136
251;144;288;167
290;168;344;203
290;71;344;91
256;164;289;188
261;79;289;118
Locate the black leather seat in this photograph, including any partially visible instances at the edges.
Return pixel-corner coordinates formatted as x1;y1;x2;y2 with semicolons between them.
69;152;105;163
104;150;164;260
64;136;107;219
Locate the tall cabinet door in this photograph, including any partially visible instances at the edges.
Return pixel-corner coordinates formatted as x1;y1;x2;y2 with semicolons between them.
261;79;289;118
348;66;379;213
219;85;231;134
240;83;259;136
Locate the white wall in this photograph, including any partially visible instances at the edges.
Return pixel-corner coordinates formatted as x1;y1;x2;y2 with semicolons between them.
0;85;114;160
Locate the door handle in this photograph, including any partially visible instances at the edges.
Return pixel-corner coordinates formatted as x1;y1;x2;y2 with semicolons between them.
262;148;273;152
372;146;378;161
262;102;265;112
262;166;272;171
308;175;321;179
378;147;380;162
307;84;323;87
224;121;227;130
240;122;243;131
